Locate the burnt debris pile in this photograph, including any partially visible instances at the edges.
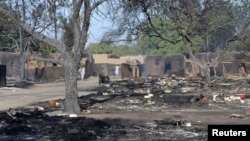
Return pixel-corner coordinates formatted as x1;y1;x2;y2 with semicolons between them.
0;75;250;141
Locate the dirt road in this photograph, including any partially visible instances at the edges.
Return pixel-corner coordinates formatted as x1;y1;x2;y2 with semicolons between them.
0;77;99;111
1;76;249;126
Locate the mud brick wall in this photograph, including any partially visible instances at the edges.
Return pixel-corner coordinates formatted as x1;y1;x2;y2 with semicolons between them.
0;52;66;82
28;52;64;69
0;52;21;81
185;61;200;77
144;56;165;77
190;53;250;78
144;55;185;77
213;62;224;77
222;62;240;76
26;60;53;69
33;67;65;82
25;69;36;82
120;55;144;64
121;63;132;79
165;55;185;76
222;52;250;62
185;61;241;78
93;64;107;76
185;61;193;77
30;52;63;61
3;51;250;82
93;63;120;76
92;54;144;64
245;63;250;74
93;54;123;64
91;54;145;77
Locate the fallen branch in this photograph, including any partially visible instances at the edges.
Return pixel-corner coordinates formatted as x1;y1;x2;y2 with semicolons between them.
6;111;16;119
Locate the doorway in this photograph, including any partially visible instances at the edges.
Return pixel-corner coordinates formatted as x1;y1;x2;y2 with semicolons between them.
0;65;6;87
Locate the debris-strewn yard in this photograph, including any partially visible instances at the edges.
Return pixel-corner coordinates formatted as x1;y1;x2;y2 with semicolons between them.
0;76;250;141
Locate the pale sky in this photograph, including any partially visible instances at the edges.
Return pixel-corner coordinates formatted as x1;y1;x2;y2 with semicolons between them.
87;12;113;46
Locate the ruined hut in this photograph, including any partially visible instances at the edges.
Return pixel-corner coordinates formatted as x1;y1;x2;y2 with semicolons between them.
186;52;250;78
0;52;65;83
143;55;186;77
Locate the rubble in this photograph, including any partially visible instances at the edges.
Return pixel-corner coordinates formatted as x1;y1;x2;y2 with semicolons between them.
0;74;250;140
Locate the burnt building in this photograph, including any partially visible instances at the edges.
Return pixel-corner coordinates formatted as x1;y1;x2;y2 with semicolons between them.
186;52;250;78
143;55;186;77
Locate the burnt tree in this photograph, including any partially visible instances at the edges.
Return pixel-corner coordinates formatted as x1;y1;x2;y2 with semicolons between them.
0;0;107;114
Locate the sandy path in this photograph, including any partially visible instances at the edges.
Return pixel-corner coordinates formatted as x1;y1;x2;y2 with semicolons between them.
0;77;99;111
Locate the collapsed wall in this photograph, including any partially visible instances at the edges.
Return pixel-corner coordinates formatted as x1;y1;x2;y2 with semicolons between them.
0;52;20;82
0;52;65;83
185;52;250;78
143;55;186;77
1;51;250;83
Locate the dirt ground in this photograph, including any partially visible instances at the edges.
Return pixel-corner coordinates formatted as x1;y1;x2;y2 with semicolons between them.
0;77;99;111
0;76;250;141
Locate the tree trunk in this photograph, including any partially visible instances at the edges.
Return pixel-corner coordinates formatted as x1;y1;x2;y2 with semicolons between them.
200;65;210;82
199;64;211;91
19;53;26;82
64;58;81;114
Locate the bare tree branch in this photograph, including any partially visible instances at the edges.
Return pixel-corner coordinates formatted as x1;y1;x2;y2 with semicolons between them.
0;46;17;50
0;34;19;49
227;20;250;42
0;5;67;57
142;5;181;44
90;0;107;11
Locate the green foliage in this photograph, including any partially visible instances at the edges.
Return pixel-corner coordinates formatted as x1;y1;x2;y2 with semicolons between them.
86;42;141;56
0;12;19;52
228;0;250;51
141;36;187;56
37;42;58;53
135;18;188;56
86;42;114;54
134;0;250;55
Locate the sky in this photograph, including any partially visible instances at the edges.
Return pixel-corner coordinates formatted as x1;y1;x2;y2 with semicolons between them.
86;12;113;46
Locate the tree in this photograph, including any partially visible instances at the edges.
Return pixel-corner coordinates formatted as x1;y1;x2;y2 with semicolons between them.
0;1;34;83
0;0;107;114
86;42;136;56
87;42;114;54
105;0;250;83
37;41;58;53
126;32;132;45
165;0;250;82
0;13;18;52
16;0;34;83
223;0;250;52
